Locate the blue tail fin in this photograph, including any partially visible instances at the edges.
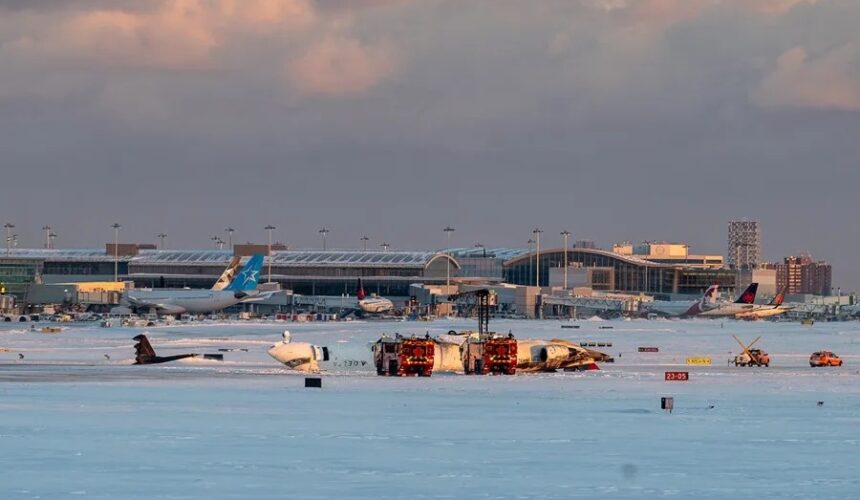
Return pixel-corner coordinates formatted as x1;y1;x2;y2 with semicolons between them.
226;255;264;292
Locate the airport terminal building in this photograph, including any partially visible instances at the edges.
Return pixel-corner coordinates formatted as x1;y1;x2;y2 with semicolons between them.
1;245;735;306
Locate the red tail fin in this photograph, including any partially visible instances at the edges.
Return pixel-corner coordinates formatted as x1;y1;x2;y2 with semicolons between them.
771;288;786;306
735;283;758;304
357;279;366;300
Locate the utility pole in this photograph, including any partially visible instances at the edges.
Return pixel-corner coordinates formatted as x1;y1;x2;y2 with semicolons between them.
265;225;276;283
443;226;455;290
157;233;167;250
4;223;14;256
42;225;52;249
561;230;571;290
536;229;541;287
360;235;370;252
319;226;330;251
112;223;121;282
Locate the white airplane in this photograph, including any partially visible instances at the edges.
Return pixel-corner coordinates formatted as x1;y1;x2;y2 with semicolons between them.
356;279;394;314
734;288;793;319
125;255;265;315
641;284;720;318
268;332;612;373
697;283;761;318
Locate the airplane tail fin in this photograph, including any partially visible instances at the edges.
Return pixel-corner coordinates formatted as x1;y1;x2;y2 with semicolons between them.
735;283;758;304
133;334;157;364
212;256;242;291
770;287;786;306
226;254;264;292
683;284;720;316
357;278;366;300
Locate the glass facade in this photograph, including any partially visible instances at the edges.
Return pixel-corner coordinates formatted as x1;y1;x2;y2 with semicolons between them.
504;249;735;296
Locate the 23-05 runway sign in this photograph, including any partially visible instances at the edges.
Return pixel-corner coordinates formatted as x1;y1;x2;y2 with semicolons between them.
664;371;689;381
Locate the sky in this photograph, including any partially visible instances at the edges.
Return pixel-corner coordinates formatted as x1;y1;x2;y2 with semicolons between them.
0;0;858;289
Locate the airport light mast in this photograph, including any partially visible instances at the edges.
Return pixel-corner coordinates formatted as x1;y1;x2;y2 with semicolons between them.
4;223;14;256
225;228;234;250
532;228;542;287
361;235;370;252
49;232;57;249
319;226;330;251
157;233;167;250
443;226;455;290
560;230;571;290
265;225;276;283
112;223;121;282
380;242;390;252
42;225;52;249
527;238;535;285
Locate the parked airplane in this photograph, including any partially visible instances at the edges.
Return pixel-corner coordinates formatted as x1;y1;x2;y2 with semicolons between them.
357;279;394;314
125;255;265;315
697;283;760;317
734;288;793;319
640;284;720;318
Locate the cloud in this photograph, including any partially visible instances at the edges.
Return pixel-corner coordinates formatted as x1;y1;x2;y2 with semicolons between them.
754;44;860;111
286;35;397;96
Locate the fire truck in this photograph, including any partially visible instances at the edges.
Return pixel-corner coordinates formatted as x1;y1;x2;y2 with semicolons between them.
373;334;435;377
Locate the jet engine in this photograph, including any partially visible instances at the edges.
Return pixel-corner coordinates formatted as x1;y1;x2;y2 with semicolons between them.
539;345;572;370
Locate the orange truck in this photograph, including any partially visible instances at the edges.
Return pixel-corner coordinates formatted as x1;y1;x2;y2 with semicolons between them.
809;351;842;367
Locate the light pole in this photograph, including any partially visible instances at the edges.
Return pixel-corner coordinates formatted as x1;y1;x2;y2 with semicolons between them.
319;226;330;251
561;230;571;290
112;223;121;282
361;235;370;252
49;232;57;249
265;225;276;283
157;233;167;250
527;238;535;285
211;235;220;249
4;223;14;256
443;226;455;290
474;243;486;258
225;228;234;250
380;242;390;252
533;228;542;287
42;225;52;249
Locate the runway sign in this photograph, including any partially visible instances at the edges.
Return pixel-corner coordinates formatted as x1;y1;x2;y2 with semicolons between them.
686;357;712;365
638;347;659;353
664;371;689;381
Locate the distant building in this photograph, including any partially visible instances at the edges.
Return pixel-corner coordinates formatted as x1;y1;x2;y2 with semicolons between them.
613;241;724;269
765;255;833;295
727;220;761;270
574;240;596;250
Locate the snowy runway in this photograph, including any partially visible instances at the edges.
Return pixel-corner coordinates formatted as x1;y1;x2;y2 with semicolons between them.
2;319;859;498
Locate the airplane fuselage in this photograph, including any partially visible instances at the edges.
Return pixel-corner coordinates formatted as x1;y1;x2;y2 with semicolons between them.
126;290;252;314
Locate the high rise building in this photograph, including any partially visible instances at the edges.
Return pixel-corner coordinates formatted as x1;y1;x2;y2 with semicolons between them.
767;254;833;295
727;220;761;270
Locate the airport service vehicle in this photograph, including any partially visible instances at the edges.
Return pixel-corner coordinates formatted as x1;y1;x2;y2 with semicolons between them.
732;335;770;367
373;335;435;376
640;284;720;318
125;255;265;315
809;351;842;367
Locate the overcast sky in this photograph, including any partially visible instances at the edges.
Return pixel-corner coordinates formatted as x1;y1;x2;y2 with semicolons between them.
1;0;858;289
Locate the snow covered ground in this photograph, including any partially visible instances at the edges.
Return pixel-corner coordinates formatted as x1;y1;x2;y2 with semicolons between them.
2;318;860;498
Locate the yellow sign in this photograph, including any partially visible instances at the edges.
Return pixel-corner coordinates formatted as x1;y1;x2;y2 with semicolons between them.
686;357;712;365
